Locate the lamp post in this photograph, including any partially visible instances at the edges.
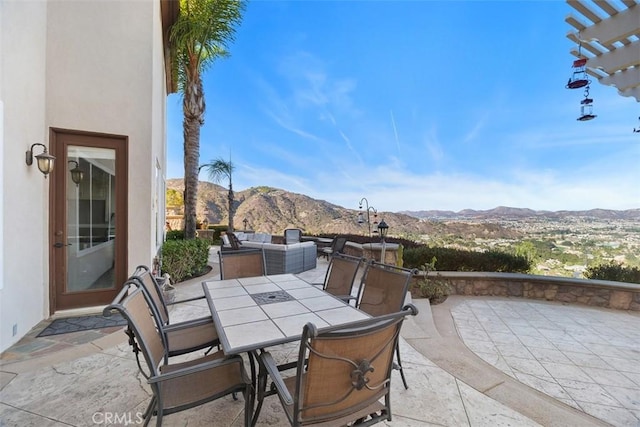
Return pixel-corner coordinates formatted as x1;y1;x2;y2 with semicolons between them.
378;219;389;263
357;197;378;239
243;218;249;231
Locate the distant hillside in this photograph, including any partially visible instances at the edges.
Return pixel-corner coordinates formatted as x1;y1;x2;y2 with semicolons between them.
166;179;523;240
400;206;640;221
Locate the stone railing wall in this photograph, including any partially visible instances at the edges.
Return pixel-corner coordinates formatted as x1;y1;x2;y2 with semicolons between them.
416;271;640;311
323;239;640;311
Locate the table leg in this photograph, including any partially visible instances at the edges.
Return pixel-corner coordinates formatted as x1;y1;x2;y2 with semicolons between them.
249;350;267;427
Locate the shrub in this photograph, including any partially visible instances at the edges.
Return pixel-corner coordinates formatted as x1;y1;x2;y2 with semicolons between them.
410;257;451;304
165;230;185;241
161;238;210;283
585;261;640;284
403;245;531;273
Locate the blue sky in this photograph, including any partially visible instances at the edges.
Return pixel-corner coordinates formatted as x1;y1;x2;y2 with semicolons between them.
167;0;640;213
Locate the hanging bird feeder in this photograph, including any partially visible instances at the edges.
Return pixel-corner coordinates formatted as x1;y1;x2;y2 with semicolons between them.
566;57;590;89
577;87;596;121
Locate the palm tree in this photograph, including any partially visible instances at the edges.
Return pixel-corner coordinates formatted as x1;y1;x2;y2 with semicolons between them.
170;0;245;239
201;158;235;231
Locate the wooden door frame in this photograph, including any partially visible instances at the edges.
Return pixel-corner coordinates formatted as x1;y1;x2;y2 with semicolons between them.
48;128;128;313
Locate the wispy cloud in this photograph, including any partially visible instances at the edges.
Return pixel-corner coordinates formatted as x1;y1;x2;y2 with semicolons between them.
462;111;489;144
390;110;401;155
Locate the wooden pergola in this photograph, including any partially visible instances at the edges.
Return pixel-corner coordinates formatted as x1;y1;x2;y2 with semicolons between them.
566;0;640;102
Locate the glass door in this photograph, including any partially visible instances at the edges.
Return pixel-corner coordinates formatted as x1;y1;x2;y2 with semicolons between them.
66;147;116;292
50;130;127;311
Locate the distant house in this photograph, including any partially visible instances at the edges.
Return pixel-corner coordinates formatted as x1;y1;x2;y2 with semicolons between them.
0;0;178;352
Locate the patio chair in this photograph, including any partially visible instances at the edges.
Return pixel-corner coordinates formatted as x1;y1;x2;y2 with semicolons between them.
104;284;253;427
284;228;302;244
129;266;219;357
259;304;418;426
319;236;347;260
356;261;416;389
218;248;266;280
313;253;364;303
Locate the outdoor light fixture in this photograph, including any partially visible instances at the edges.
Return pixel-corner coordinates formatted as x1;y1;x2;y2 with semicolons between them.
357;197;378;239
26;143;56;177
243;218;249;230
378;219;389;243
68;160;84;185
378;219;389;263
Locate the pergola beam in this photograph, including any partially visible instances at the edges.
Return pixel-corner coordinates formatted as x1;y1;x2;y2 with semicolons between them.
600;67;640;91
593;0;619;16
575;39;640;73
567;0;603;23
566;0;640;102
577;5;640;45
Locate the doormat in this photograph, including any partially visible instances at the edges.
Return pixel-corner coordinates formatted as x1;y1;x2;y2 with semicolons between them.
37;313;128;337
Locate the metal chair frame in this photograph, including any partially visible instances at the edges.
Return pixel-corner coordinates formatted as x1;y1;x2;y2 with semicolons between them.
315;253;364;303
218;248;266;280
355;260;417;389
104;284;253;427
259;305;418;426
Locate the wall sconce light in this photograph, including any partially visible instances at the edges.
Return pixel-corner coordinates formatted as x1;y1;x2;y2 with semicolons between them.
68;160;84;185
26;143;56;177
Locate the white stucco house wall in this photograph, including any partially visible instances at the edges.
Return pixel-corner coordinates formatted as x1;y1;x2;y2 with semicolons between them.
0;0;178;352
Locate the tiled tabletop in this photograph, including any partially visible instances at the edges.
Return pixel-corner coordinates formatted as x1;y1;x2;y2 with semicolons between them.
202;274;369;354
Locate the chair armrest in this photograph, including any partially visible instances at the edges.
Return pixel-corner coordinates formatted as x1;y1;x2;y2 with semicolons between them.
163;316;213;332
150;355;246;383
166;294;206;305
260;352;294;406
334;295;357;303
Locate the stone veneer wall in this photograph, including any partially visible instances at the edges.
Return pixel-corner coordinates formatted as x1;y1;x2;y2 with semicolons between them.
313;238;640;311
417;271;640;312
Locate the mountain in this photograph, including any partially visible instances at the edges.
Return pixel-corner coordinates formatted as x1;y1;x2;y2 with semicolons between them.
165;179;523;240
400;206;640;221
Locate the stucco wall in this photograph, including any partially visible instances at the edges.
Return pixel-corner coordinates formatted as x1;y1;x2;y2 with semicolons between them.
45;0;162;270
0;0;168;352
0;0;50;353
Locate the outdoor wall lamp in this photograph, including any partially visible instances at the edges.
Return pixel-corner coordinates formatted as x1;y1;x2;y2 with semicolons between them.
26;143;56;177
357;197;378;238
68;160;84;185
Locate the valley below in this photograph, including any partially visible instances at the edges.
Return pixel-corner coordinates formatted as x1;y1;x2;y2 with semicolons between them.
167;179;640;278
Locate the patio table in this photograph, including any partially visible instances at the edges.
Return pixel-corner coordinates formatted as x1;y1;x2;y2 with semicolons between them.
202;273;370;425
202;274;369;354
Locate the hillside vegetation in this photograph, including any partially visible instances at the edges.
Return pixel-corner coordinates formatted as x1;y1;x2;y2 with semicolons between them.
166;179;640;278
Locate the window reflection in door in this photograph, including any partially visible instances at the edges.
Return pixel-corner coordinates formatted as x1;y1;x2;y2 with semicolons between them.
67;146;116;292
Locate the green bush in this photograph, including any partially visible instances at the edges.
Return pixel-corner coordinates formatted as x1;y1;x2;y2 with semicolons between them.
411;258;451;304
403;245;531;273
585;261;640;284
165;230;185;240
161;238;210;283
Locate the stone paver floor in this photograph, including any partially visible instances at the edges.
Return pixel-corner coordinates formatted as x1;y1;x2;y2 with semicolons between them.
450;298;640;426
1;248;636;426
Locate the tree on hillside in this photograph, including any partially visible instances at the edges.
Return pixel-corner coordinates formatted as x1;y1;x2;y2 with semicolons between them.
170;0;245;239
166;188;184;210
201;158;235;231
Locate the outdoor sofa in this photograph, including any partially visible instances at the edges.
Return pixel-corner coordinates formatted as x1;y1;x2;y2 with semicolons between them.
222;232;317;275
